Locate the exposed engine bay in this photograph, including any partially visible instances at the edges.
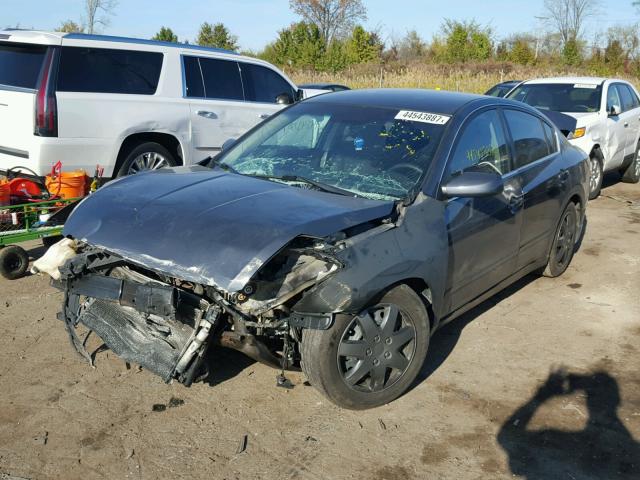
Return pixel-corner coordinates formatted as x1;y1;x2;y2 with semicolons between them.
46;236;345;386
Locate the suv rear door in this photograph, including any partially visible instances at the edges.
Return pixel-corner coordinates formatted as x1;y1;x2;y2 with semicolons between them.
0;41;49;169
183;56;296;162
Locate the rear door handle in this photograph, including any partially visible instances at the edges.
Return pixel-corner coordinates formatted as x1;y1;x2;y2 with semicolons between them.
196;110;218;119
259;113;270;119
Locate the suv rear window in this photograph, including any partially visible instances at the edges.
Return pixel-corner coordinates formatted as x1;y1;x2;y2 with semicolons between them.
0;42;48;89
240;63;295;103
57;47;163;95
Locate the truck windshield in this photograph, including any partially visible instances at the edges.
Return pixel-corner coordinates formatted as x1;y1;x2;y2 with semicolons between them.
217;102;447;201
0;42;48;89
507;83;602;113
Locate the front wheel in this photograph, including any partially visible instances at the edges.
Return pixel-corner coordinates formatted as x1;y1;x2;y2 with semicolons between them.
588;152;603;200
543;202;579;278
620;141;640;184
300;284;430;410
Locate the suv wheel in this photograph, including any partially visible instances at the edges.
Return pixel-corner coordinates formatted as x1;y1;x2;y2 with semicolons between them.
300;284;429;410
620;140;640;184
117;142;177;177
543;202;578;278
588;151;603;200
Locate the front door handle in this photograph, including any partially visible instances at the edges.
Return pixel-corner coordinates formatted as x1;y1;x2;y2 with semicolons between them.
196;110;218;119
624;122;629;127
509;193;524;212
259;113;270;119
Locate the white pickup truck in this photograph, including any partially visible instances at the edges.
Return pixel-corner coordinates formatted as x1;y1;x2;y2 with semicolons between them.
0;30;322;178
507;77;640;199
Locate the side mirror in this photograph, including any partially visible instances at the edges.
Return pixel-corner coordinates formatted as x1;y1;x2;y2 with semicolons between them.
276;93;294;105
221;138;236;151
608;105;621;117
441;171;504;198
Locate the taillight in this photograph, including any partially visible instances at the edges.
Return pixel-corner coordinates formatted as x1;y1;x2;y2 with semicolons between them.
34;47;59;137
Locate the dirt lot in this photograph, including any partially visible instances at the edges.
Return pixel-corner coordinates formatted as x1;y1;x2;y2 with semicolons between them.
0;176;638;480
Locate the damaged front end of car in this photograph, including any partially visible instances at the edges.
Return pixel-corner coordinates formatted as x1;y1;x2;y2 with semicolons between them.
49;235;344;386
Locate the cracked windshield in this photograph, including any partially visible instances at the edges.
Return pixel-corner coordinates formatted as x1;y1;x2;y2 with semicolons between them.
218;103;447;200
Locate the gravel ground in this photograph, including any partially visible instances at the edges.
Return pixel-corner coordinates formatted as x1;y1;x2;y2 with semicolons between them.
0;176;638;480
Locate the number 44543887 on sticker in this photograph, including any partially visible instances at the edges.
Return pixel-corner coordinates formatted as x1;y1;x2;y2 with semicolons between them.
395;110;451;125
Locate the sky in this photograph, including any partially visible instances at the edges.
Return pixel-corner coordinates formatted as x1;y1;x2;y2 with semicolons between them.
2;0;639;51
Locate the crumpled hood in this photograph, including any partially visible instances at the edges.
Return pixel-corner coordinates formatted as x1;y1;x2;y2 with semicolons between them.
64;166;394;292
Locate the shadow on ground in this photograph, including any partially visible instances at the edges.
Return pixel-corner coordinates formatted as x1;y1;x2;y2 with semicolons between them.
498;369;640;480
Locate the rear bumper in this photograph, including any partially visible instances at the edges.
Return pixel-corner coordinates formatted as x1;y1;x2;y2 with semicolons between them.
0;137;114;176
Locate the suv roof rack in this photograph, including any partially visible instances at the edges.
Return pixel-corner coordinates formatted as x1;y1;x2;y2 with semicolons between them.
63;32;238;55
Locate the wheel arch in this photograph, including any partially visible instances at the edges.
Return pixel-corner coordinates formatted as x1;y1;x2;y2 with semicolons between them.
112;131;185;177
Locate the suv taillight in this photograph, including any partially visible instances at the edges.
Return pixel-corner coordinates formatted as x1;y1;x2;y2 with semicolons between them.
34;47;59;137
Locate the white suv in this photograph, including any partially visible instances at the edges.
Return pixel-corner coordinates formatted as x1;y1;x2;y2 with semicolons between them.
0;30;320;177
507;77;640;198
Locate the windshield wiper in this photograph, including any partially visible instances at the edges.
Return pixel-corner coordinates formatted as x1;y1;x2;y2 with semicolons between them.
254;174;356;197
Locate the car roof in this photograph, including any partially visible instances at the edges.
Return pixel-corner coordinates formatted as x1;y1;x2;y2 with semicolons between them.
522;76;608;85
305;88;495;115
1;29;237;55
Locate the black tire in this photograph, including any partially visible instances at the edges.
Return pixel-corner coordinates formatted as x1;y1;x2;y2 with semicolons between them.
300;284;430;410
116;142;177;177
0;245;30;280
620;141;640;184
588;150;603;200
543;202;579;278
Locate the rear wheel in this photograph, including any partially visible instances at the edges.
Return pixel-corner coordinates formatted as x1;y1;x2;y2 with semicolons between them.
620;141;640;184
543;202;579;278
0;245;29;280
588;150;603;200
300;284;429;410
116;142;177;177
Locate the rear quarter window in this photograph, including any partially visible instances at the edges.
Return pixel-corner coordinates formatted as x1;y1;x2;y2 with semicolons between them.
0;42;48;89
57;47;163;95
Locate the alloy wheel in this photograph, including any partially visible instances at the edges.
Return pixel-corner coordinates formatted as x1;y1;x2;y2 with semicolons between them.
589;156;601;194
553;210;576;269
127;151;170;174
337;303;416;393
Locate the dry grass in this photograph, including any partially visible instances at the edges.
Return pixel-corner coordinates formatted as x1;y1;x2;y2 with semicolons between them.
289;61;640;94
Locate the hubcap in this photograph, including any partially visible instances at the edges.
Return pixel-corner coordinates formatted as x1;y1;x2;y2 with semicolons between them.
554;211;576;268
589;157;601;193
337;304;416;393
127;152;169;175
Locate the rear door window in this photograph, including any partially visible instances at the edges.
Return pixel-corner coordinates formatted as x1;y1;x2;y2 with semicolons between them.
0;42;48;89
198;57;243;101
240;63;295;103
57;47;163;94
504;110;551;168
446;109;511;179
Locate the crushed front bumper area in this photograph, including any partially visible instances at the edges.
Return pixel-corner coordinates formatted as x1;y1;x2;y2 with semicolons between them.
55;252;221;386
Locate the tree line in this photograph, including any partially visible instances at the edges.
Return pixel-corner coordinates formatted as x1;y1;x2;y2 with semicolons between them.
54;0;640;77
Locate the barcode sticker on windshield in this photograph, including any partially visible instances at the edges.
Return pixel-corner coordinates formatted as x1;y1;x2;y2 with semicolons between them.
574;83;597;89
395;110;450;125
